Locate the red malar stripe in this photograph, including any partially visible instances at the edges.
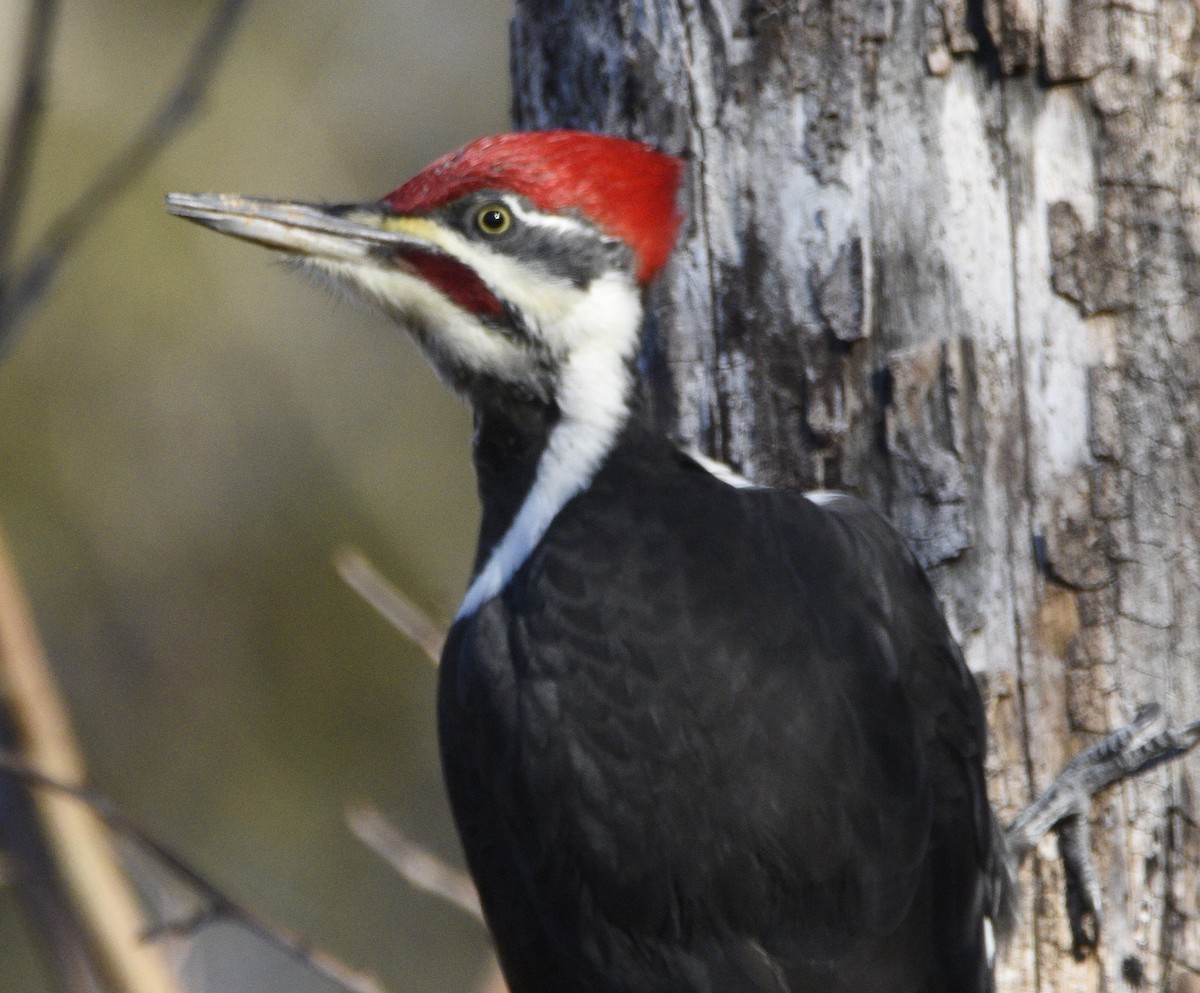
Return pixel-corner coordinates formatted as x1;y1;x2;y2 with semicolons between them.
403;251;503;317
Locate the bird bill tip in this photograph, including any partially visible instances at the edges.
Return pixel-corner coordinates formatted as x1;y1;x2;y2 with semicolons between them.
164;191;259;223
163;192;282;241
163;192;441;262
163;192;377;261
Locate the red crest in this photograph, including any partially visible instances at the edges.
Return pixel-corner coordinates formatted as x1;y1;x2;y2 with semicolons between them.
384;131;685;284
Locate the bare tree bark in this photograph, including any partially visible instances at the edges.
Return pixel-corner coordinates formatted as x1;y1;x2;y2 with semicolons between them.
511;2;1200;990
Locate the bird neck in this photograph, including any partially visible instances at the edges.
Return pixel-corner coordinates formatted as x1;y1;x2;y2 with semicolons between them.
457;350;642;620
471;394;562;562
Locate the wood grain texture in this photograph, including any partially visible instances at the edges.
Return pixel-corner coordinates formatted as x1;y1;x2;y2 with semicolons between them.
512;1;1200;989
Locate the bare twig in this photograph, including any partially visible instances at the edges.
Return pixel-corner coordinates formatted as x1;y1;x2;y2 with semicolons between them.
348;804;508;992
0;711;108;993
0;0;250;351
0;0;60;280
0;524;186;993
347;803;482;923
335;547;447;663
0;750;392;993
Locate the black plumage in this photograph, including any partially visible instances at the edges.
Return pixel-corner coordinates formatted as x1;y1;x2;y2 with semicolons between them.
164;131;1016;993
440;408;1000;993
165;129;1200;993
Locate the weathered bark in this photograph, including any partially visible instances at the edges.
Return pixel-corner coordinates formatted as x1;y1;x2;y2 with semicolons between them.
511;2;1200;990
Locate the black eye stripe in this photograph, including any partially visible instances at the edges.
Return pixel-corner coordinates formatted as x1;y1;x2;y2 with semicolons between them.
447;194;637;288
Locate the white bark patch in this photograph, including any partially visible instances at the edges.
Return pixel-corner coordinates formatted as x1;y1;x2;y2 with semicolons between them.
938;65;1019;346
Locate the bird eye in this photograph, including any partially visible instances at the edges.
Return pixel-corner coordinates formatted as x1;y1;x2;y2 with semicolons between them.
475;204;512;236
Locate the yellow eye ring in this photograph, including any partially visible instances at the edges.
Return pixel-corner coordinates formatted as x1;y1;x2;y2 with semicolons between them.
476;204;512;236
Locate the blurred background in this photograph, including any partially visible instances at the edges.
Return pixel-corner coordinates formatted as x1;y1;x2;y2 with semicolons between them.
0;0;514;989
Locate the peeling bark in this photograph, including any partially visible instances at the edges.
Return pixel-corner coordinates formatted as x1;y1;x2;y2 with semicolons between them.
512;1;1200;989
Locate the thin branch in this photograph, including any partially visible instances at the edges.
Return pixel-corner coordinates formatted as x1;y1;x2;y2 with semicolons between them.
0;0;250;352
0;711;108;993
0;0;60;280
347;804;482;923
0;752;392;993
335;547;447;663
141;907;221;942
348;806;508;993
0;523;186;993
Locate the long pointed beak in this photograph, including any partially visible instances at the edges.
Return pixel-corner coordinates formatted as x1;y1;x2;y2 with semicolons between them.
164;193;441;262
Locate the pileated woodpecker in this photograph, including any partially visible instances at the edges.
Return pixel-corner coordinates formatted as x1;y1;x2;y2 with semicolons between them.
166;131;1198;993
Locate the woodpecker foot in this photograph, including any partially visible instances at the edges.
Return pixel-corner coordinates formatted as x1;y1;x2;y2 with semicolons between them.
1004;704;1200;957
1056;812;1099;958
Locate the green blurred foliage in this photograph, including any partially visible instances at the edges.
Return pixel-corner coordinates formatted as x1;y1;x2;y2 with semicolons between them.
0;1;514;989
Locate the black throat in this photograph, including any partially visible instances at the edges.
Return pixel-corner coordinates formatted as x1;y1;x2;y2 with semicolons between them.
470;393;561;571
468;377;652;576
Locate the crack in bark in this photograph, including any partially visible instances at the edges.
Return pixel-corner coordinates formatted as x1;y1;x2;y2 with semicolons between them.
673;0;725;458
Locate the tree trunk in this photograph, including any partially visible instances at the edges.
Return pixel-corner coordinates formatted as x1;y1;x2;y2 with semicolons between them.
511;1;1200;990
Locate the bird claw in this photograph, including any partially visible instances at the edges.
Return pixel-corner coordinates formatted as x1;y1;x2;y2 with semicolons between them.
1056;813;1100;959
1005;703;1200;958
1066;704;1200;795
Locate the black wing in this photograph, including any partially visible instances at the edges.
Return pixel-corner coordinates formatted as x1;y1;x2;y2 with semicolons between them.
439;435;995;993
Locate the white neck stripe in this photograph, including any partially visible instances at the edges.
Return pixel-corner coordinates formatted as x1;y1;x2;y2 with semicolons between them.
683;448;758;489
455;408;621;619
455;274;642;620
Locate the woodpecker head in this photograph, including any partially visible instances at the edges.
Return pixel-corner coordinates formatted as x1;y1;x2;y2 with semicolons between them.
166;131;684;411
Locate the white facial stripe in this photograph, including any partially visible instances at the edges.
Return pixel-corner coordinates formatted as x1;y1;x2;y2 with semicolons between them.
313;259;540;390
327;216;628;380
984;916;995;966
313;222;645;622
398;222;595;344
456;272;642;619
501;196;593;239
